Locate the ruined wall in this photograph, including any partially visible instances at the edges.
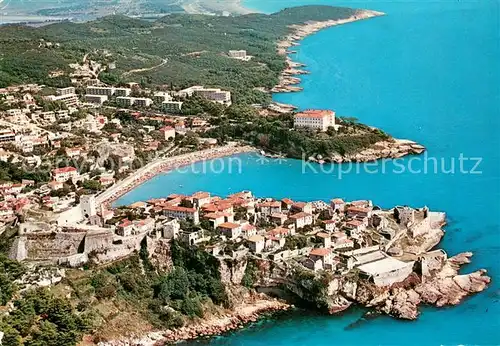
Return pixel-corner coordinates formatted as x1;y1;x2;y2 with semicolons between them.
23;232;86;260
84;231;114;253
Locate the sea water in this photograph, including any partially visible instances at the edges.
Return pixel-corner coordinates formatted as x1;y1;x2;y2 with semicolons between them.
116;0;500;344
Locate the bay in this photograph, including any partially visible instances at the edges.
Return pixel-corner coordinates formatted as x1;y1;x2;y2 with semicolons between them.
116;0;500;343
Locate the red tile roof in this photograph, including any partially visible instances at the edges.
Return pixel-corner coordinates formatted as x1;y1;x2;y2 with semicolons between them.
310;248;332;256
219;222;240;229
53;167;77;175
295;110;335;119
289;212;312;219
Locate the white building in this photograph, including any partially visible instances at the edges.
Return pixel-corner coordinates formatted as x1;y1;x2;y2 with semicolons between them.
247;235;265;253
289;212;313;229
228;50;251;61
86;86;115;96
294;110;336;132
178;86;232;106
163;205;200;224
52;167;78;182
85;94;108;105
162;101;183;113
160;126;176;140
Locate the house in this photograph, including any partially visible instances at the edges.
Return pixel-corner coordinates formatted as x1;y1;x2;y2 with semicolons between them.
247;235;265;254
257;201;281;216
267;227;294;238
48;181;64;191
289;212;313;229
316;232;331;248
309;248;333;269
65;147;82;158
303;258;323;272
241;223;257;237
333;238;354;250
265;235;286;251
347;206;372;219
134;218;155;234
203;212;233;229
270;213;288;225
291;202;313;214
281;198;294;210
192;191;211;208
330;198;345;213
117;219;134;237
163;205;200;224
160;126;176;140
345;219;367;233
294;110;336;132
218;222;242;240
323;219;336;232
99;177;115;187
52;167;78;182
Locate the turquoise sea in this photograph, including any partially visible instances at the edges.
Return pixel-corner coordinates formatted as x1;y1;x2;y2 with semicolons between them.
116;0;500;344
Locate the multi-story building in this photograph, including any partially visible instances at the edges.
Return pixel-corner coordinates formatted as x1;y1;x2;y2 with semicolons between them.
133;98;153;108
114;88;131;97
56;87;76;96
162;101;183;113
160;126;176;140
52;167;78;182
86;86;115;96
0;130;16;143
154;92;173;104
229;50;247;59
116;97;152;108
85;94;108;105
46;93;79;107
294;110;336;132
163;205;200;224
193;88;232;106
178;86;232;106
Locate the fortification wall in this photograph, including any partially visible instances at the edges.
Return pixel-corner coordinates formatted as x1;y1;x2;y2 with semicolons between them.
84;231;114;253
23;232;86;260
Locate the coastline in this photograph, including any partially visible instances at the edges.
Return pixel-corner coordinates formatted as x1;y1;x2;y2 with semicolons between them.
181;0;256;15
273;9;386;93
98;294;290;345
97;144;256;207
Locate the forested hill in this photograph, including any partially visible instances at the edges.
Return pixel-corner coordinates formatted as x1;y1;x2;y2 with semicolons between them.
0;5;358;104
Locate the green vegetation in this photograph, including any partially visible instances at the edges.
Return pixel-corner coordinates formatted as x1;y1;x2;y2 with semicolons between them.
205;113;390;158
0;288;93;346
241;259;259;288
0;5;358;105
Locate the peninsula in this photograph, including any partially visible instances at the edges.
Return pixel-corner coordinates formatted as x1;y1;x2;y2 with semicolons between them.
4;189;490;345
0;5;463;346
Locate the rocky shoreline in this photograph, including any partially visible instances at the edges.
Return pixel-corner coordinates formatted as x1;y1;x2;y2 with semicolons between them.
359;252;491;320
273;9;385;93
307;139;426;164
97;295;290;346
97;144;256;206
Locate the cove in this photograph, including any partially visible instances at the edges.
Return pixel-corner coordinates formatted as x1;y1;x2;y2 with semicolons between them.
115;0;500;344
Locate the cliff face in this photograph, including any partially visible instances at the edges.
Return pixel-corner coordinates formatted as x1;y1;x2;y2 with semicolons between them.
229;252;489;321
147;238;173;273
219;258;248;286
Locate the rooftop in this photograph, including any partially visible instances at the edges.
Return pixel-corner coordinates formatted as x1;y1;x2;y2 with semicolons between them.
357;256;413;276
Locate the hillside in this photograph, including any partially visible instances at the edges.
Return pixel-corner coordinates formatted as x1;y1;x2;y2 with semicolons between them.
0;6;359;104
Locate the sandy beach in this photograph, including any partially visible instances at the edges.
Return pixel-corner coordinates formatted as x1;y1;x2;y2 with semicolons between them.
97;144;256;206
